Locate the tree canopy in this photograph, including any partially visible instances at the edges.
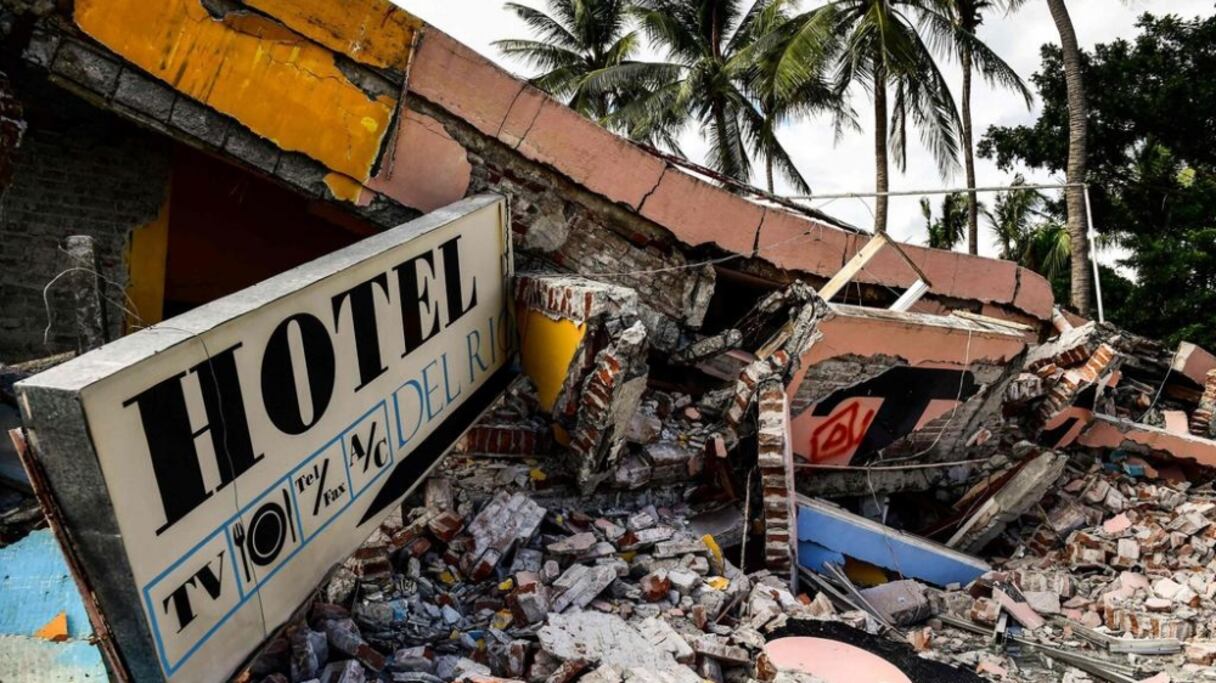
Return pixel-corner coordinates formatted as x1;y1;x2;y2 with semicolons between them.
494;0;640;122
980;11;1216;348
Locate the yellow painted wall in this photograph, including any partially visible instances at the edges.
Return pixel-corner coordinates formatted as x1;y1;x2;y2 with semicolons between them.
324;173;366;204
243;0;421;71
75;0;396;181
518;309;586;412
125;188;170;331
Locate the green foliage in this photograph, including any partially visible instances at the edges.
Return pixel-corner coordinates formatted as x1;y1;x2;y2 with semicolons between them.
936;1;1031;105
594;0;851;190
497;0;1027;202
494;0;641;122
979;11;1216;348
767;0;968;175
921;192;968;250
983;174;1070;283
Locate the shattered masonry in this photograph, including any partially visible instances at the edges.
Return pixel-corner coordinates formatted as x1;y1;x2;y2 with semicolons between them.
4;1;1216;683
1191;369;1216;438
567;321;649;493
234;290;1216;683
756;375;796;577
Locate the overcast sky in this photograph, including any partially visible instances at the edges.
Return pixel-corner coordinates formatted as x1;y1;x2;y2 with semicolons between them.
394;0;1213;259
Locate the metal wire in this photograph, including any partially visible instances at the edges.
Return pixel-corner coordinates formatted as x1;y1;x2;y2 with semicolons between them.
788;181;1086;201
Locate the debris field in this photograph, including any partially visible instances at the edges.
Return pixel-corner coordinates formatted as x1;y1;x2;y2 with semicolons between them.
221;273;1216;683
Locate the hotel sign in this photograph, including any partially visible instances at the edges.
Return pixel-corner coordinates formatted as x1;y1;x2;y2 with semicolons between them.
16;195;515;682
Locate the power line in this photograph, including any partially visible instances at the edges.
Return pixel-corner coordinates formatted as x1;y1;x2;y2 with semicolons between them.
788;181;1085;201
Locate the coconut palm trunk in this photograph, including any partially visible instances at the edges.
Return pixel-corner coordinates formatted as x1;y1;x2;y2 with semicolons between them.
874;58;890;234
764;93;776;193
1045;0;1092;314
961;44;978;254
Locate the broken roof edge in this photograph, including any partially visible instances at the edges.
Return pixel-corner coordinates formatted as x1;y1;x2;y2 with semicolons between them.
831;304;1035;339
1078;414;1216;469
30;0;1053;323
405;28;1055;323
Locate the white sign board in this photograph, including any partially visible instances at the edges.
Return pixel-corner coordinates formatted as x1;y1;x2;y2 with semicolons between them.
17;195;515;682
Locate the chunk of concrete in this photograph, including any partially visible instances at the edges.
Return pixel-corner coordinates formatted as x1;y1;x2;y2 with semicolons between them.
858;580;930;626
537;612;700;683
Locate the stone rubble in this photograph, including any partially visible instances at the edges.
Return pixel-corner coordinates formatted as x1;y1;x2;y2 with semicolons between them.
63;280;1216;683
244;470;838;683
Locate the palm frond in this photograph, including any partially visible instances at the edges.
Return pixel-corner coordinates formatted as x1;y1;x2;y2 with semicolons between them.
603;30;640;65
632;2;705;63
503;2;582;49
493;39;586;72
1032;222;1072;281
499;0;642;119
768;6;844;101
582;61;686;94
917;6;1032;106
893;15;963;175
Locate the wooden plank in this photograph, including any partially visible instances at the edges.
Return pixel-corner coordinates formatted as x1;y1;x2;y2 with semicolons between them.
889;278;927;312
818;232;890;302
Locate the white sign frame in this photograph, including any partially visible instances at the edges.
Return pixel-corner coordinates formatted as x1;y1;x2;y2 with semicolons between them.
17;194;516;682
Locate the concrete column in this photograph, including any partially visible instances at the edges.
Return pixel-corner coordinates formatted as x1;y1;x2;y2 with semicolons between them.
64;235;107;353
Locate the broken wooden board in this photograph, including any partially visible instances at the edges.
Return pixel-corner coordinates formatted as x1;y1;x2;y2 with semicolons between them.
946;451;1067;552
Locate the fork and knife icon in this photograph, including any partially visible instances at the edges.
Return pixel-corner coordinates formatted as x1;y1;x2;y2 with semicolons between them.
232;489;297;584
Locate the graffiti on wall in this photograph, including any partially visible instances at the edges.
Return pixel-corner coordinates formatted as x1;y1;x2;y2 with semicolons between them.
798;366;980;466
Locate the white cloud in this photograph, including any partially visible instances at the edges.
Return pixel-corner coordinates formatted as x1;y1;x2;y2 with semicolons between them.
395;0;1213;261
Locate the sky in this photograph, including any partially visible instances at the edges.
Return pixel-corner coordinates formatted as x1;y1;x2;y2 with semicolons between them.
393;0;1214;260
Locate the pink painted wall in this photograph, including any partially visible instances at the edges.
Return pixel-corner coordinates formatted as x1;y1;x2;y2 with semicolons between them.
404;29;1056;323
788;310;1028;464
1078;415;1216;468
367;110;472;213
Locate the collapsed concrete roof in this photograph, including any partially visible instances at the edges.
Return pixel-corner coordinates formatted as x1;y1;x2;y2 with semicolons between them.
10;0;1053;329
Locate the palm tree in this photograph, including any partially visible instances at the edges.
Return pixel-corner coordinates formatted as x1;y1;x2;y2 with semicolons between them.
986;175;1070;281
1008;0;1091;313
937;1;1031;255
921;192;968;250
591;0;820;191
765;0;965;233
987;175;1042;261
743;2;852;192
494;0;639;122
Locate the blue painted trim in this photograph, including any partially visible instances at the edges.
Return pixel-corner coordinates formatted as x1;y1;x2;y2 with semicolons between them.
795;498;988;588
142;400;397;675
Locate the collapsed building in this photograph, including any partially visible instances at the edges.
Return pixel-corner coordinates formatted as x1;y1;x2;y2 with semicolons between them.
2;1;1216;682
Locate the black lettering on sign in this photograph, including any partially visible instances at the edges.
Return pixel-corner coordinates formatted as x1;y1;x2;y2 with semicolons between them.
395;252;441;355
331;273;390;391
261;313;336;435
359;363;516;525
349;420;389;473
123;344;263;535
161;550;226;633
439;235;477;324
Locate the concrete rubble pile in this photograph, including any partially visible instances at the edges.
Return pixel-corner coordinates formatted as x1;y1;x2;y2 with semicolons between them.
4;261;1214;683
240;481;831;683
221;272;1216;683
902;455;1216;682
805;314;1216;683
237;275;844;683
5;0;1216;678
